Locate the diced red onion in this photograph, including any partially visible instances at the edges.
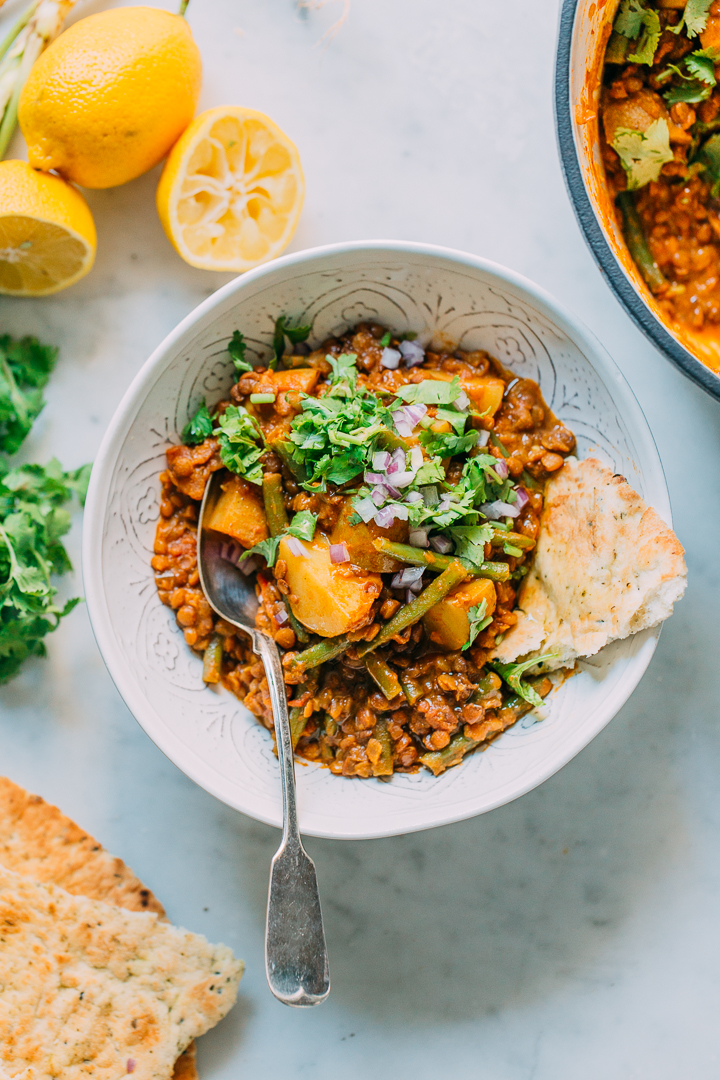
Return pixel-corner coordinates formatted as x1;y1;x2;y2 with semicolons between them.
285;536;309;556
421;485;439;507
364;471;386;484
354;497;376;523
238;555;261;575
403;403;427;426
504;378;519;398
389;469;415;488
220;540;241;565
481;500;520;520
275;604;289;625
384;483;402;499
477;429;490;447
409;446;423;471
127;1062;136;1075
393;419;414;438
389;503;409;521
409;577;424;594
494;458;509;480
387;448;406;474
371;485;389;506
329;542;350;563
409;527;429;547
455;390;471;411
372;450;390;471
391;566;425;588
381;347;402;369
514;486;529;510
429;534;453;553
374;506;397;529
399;339;425;366
405;491;423;504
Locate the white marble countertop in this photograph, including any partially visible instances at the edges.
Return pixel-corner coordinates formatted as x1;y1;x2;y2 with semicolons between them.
1;0;719;1076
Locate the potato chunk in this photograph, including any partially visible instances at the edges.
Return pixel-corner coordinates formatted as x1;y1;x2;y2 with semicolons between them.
205;474;268;548
423;578;497;651
460;376;505;417
279;536;382;637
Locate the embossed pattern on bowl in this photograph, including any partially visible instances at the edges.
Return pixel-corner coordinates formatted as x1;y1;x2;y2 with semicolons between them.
83;241;669;839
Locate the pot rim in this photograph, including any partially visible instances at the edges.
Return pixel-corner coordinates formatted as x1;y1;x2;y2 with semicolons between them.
554;0;720;402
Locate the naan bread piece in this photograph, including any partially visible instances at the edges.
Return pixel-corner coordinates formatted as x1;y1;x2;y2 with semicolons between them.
492;457;686;670
0;864;243;1080
0;778;199;1080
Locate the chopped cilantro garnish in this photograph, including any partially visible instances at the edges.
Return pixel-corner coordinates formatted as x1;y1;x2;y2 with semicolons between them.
0;457;88;684
379;332;391;347
239;535;282;567
216;405;264;486
0;334;58;456
627;7;660;64
272;315;312;370
327;353;359;396
228;330;252;374
664;47;720;104
434;406;468;435
670;0;712;37
182;401;214;445
462;599;493;651
614;0;646;39
287;510;317;541
446;524;493;571
488;653;557;709
396;377;462;406
612;118;674;190
419;429;478;459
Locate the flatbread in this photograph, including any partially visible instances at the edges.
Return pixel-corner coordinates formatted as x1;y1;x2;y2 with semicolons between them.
0;864;243;1080
492;457;687;670
0;779;198;1080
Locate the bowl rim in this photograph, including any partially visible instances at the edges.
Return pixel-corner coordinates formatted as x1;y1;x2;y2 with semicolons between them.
554;0;720;403
83;238;669;838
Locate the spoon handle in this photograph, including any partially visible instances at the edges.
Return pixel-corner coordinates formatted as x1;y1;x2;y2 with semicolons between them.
253;632;330;1008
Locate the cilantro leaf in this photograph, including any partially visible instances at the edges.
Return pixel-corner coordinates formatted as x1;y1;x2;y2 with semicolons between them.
228;330;252;374
462;599;493;651
0;457;87;684
694;132;720;193
627;6;660;64
0;334;58;455
434;406;468;435
272;315;312;370
612;118;674;190
614;0;646;38
379;332;391;347
488;653;557;709
686;47;720;83
287;510;317;541
671;0;712;37
446;524;493;571
419;428;479;458
396;377;462;406
182;401;214;446
216;405;264;485
327;353;358;396
239;535;282;567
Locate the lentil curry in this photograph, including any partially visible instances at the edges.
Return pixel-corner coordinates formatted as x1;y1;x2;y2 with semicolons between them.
152;321;576;779
601;0;720;332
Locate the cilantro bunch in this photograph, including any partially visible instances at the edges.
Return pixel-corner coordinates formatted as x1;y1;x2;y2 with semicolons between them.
0;457;90;684
0;334;57;455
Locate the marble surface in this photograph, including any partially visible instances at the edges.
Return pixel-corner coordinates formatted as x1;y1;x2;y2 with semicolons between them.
0;0;718;1076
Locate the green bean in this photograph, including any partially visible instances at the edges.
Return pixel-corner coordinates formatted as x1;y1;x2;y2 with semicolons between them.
400;674;424;705
520;468;542;493
285;604;310;645
202;633;223;684
616;190;667;293
370;718;394;777
262;473;289;535
286;635;350;674
605;29;629;64
373;538;511;582
470;671;503;702
364;653;403;700
419;732;480;776
489;433;510;458
488;527;534;550
290;704;309;749
358;561;467;656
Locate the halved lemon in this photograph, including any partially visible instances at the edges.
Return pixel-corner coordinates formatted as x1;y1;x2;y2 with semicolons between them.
0;161;96;296
156;106;305;272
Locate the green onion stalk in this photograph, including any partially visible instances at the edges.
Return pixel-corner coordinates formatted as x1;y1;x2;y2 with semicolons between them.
0;0;77;160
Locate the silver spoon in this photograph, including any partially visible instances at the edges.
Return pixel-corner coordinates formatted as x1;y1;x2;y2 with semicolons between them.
198;470;330;1008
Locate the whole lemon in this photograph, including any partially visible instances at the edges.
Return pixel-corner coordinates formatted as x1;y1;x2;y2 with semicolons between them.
18;7;202;190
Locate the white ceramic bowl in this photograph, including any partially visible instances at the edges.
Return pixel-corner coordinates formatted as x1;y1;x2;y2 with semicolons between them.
83;241;669;840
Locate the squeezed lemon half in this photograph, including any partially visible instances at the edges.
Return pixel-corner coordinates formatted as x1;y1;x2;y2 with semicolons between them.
0;161;96;296
156;106;305;272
